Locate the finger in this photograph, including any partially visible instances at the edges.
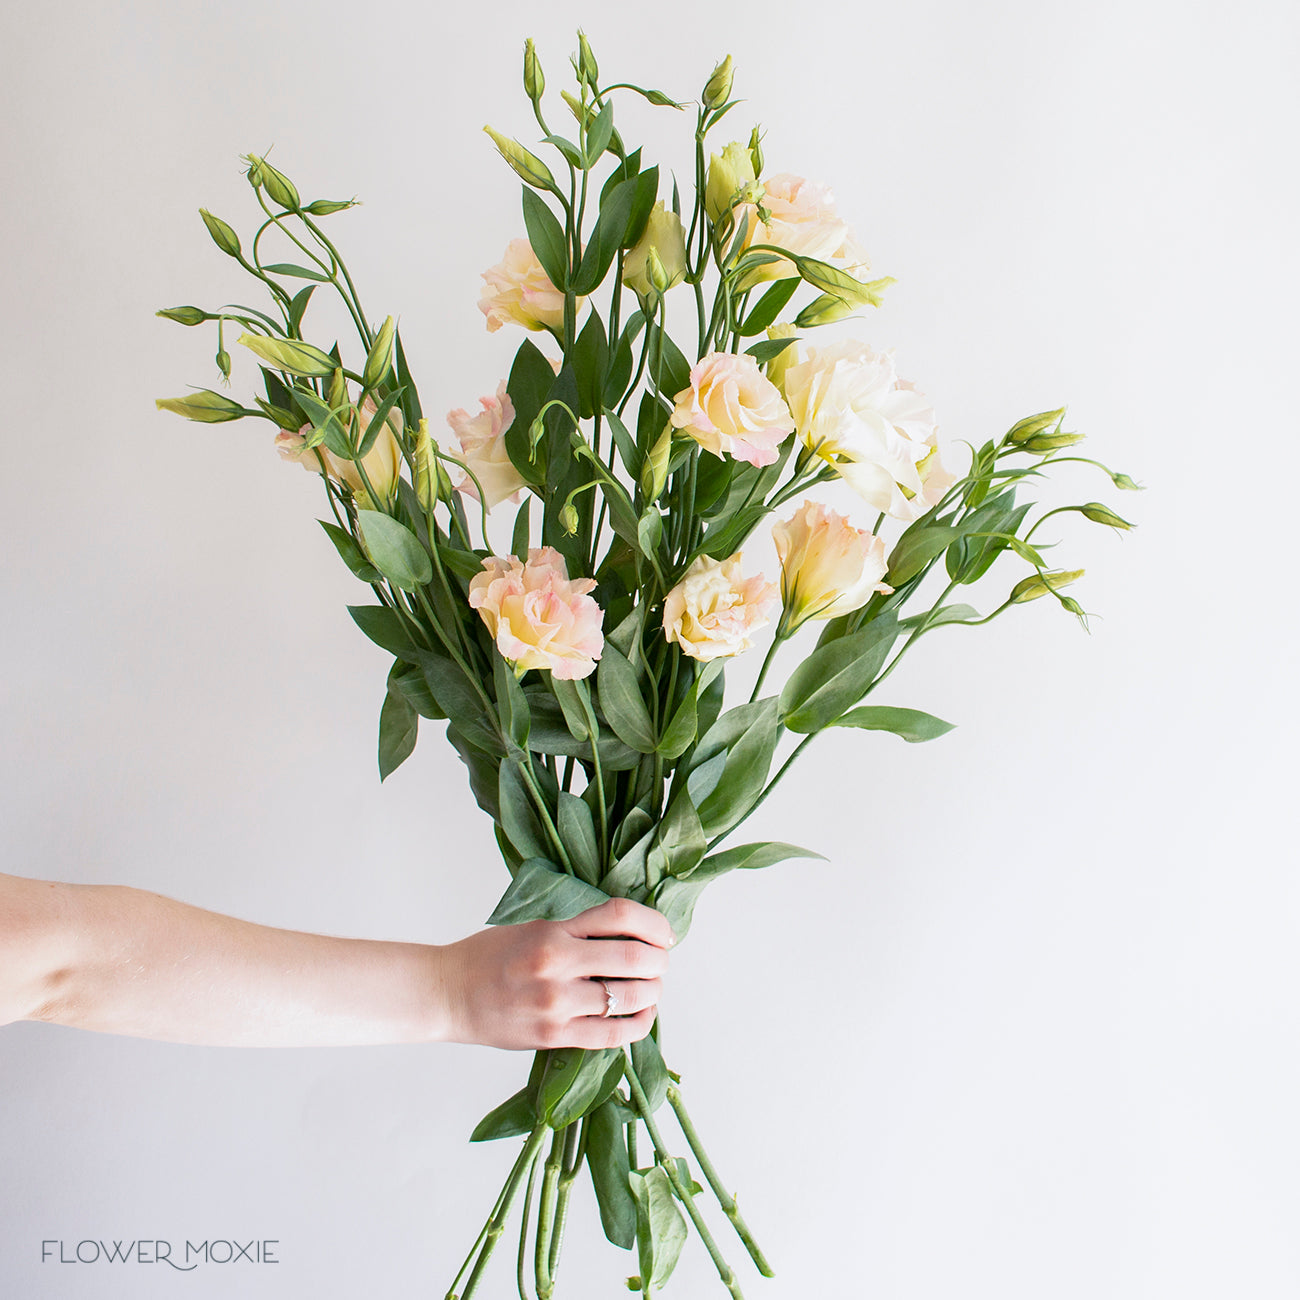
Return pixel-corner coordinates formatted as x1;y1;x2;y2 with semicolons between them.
584;976;663;1019
564;897;676;949
577;937;669;980
560;1005;657;1051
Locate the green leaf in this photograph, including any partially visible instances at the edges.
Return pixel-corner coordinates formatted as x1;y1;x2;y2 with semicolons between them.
780;615;899;733
739;277;800;335
347;605;422;660
630;1031;669;1114
695;699;781;839
438;546;486;583
645;324;691;403
636;508;663;561
287;285;316;333
387;659;443;720
572;312;609;420
355;510;432;591
583;100;617;166
649;875;708;942
647;791;706;881
493;654;530;748
597;645;657;753
469;1086;535;1142
887;524;961;586
744;335;801;365
695;840;825;875
294;387;353;459
629;1166;688;1288
497;764;550;862
505;340;557;486
588;1098;637;1248
656;687;696;760
355;386;405;457
830;705;956;743
486;856;610;925
550;676;592;742
394;327;424;429
261;261;331;282
572;176;638;295
541;1046;623;1128
898;602;981;631
558;791;602;886
378;687;418;781
521;188;568;290
604;313;645;408
318;520;380;582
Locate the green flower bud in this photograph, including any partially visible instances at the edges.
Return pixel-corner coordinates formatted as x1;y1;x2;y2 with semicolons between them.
794;292;858;328
559;502;580;536
704;140;756;223
244;154;300;210
413;418;442;510
640;424;672;500
1112;471;1142;491
216;348;232;382
483;125;558;192
237;333;336;378
156;305;209;327
327;367;349;415
576;30;599;87
1006;408;1066;443
1010;568;1085;603
646;246;671;296
199;209;241;258
1060;596;1087;618
703;54;734;111
523;37;545;103
362;315;395;392
1080;502;1134;530
1022;430;1086;453
747;125;764;178
155;389;245;423
561;89;594;127
302;197;358;216
253;396;302;431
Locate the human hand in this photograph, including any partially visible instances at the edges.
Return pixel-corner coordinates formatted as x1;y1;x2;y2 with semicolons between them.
434;898;675;1051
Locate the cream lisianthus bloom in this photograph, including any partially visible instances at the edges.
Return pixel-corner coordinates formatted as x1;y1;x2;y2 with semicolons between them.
478;238;575;333
784;340;959;521
670;351;794;467
446;380;527;509
739;173;868;283
277;395;404;508
662;553;777;661
772;500;893;631
468;547;604;680
704;140;758;224
623;201;688;299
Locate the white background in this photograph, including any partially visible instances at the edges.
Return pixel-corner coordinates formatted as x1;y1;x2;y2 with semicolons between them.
2;0;1297;1296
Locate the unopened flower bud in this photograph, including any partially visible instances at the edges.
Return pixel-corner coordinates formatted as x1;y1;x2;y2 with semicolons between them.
363;315;395;392
523;38;545;103
1006;408;1066;444
704;141;757;223
413;418;447;509
156;305;209;327
156;389;246;423
646;246;671;296
244;154;300;210
576;31;599;87
703;54;734;110
302;197;358;216
237;333;336;378
483;126;558;192
794;291;857;329
327;366;349;415
641;424;672;500
1060;596;1087;617
559;502;581;535
1080;502;1134;530
1022;430;1086;453
747;125;764;177
561;89;594;127
1113;471;1142;491
216;348;232;382
1010;568;1085;603
199;209;241;258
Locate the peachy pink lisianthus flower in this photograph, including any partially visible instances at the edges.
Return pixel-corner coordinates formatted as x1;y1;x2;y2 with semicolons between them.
670;351;794;467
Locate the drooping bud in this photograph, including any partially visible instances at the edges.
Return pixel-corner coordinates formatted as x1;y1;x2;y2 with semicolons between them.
1080;502;1134;530
1006;408;1066;443
155;390;246;423
1112;470;1142;491
156;305;209;327
363;315;395;391
523;38;545;104
483;126;558;192
1010;568;1085;603
237;333;336;378
215;348;232;382
576;30;599;88
702;55;734;111
747;125;764;177
559;502;581;536
199;209;241;258
244;154;300;210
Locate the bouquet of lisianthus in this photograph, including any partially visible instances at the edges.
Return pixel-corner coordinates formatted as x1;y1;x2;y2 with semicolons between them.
157;32;1137;1299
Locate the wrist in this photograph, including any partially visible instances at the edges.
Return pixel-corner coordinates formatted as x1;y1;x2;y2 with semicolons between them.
421;943;462;1045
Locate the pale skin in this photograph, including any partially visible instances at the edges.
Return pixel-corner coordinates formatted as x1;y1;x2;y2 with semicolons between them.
0;871;674;1050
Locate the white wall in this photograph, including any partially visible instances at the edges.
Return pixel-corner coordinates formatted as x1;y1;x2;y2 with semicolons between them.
1;0;1296;1295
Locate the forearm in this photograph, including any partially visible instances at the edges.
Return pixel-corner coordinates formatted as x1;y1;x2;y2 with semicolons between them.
15;878;453;1047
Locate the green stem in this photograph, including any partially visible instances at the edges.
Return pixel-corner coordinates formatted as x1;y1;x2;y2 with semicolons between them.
577;692;609;867
665;1085;774;1278
450;1122;549;1300
516;1144;542;1300
748;626;786;704
546;1121;585;1282
623;1056;746;1300
533;1129;565;1299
